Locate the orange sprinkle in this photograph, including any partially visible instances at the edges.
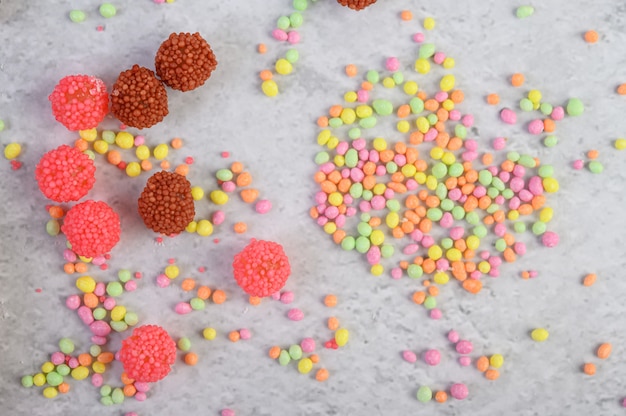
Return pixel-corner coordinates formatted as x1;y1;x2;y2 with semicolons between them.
397;104;411;118
400;10;413;20
181;278;196;292
324;294;338;307
332;229;346;245
310;354;320;364
212;289;227;304
521;271;530;279
424;99;439;112
48;206;64;219
511;73;525;87
230;161;244;174
543;118;555;133
486;93;500;105
417;91;427;100
140;159;153;171
427;286;439;297
450;89;464;103
345;64;358;77
329;105;343;118
587;149;599;159
481;152;493;165
196;285;212;300
583;362;596;375
476;356;489;372
74;138;88;152
315;368;329;382
97;352;115;364
485;369;500;380
617;84;626;95
257;43;267;54
462;278;482;294
597;343;612;359
160;160;170;170
434;391;447;403
171;137;183;149
123;384;136;397
361;81;373;91
233;222;247;234
107;150;122;165
240;188;260;203
236;171;252;187
184;352;198;365
269;346;281;359
317;116;329;127
583;273;597;287
228;331;240;342
412;291;426;304
120;372;134;385
584;30;599;43
328;316;340;331
58;382;70;394
83;292;98;309
249;295;261;306
77;353;92;367
63;263;75;274
259;69;273;81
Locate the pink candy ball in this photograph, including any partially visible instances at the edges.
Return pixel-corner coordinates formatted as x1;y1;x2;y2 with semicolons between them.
500;108;517;124
280;291;295;304
450;383;469;400
66;295;81;310
91;373;103;387
413;32;425;42
301;338;316;353
456;340;473;354
447;330;460;343
528;119;545;135
542;231;559;247
572;159;584;170
255;199;272;214
156;274;170;288
402;350;417;363
221;409;235;416
175;302;192;314
423;349;441;366
385;57;400;71
51;352;65;365
287;308;304;321
458;356;472;366
429;308;442;320
239;328;251;340
493;137;507;150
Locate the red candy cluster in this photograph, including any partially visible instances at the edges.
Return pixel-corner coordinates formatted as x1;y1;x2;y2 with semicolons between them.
35;144;96;202
118;325;177;383
61;200;121;257
48;75;109;131
232;239;291;297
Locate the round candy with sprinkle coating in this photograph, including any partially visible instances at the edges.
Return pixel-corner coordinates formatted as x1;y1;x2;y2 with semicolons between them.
48;75;109;131
336;0;377;10
118;325;176;382
232;239;291;297
35;145;96;202
61;200;121;257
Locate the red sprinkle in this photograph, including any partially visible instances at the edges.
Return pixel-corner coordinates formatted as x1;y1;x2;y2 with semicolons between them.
232;240;291;297
118;325;176;383
221;151;230;158
35;145;96;202
48;75;109;131
61;200;121;257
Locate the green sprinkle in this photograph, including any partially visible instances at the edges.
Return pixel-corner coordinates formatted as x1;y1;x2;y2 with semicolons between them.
473;225;488;238
69;10;86;23
117;269;131;282
566;98;584;116
190;297;206;310
465;211;479;225
519;98;534;112
506;151;520;162
501;188;514;199
288;344;303;360
386;199;401;212
392;71;404;85
357;222;372;237
83;149;95;160
124;311;138;326
440;199;454;211
56;364;70;376
540;102;553;115
432;162;447;178
514;222;526;233
341;236;356;251
478;170;493;186
452;206;466;220
362;189;373;201
543;135;558;147
381;244;394;258
492;177;506;191
100;396;114;406
355;236;370;253
21;375;34;388
427;113;438;125
289;12;303;28
366;70;380;84
110;320;128;332
278;350;291;366
359;116;377;129
518;154;536;168
495;238;507;252
314;151;330;165
216;168;233;181
454;124;467;139
423;296;437;309
348;127;361;139
276;16;290;30
99;3;117;18
487;186;499;199
328;117;343;128
344;149;358;167
106;281;123;297
177;337;192;351
349;183;363;199
486;203;499;214
293;0;308;11
427;208;443;221
372;99;393;116
588;160;604;173
101;130;115;143
93;307;107;320
46;371;63;387
532;221;547;235
386;161;398;173
409;97;424;114
46;219;60;236
418;43;436;59
441;238;453;250
285;49;299;63
59;338;75;354
407;264;423;279
111;387;125;404
435;183;448;200
90;345;102;357
538;165;554;178
516;5;535;18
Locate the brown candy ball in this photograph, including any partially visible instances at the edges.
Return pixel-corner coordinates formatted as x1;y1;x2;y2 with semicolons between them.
155;32;218;92
111;65;169;129
336;0;377;10
138;171;195;235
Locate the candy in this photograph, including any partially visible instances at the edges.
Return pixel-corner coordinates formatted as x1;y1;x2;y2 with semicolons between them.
287;308;304;321
516;6;535;18
35;145;96;202
416;386;432;402
402;350;417;363
118;325;176;382
336;0;377;11
69;10;86;22
531;328;549;342
450;383;469;400
155;32;218;91
99;3;117;17
500;108;517;124
62;201;121;257
48;75;109;130
232;239;291;297
597;343;612;359
4;143;21;159
566;98;584;116
423;349;441;366
456;340;473;354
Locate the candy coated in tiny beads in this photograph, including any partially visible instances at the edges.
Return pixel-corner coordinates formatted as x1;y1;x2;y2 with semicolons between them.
35;145;96;202
232;239;291;297
61;200;120;257
48;75;109;131
118;325;176;383
336;0;377;10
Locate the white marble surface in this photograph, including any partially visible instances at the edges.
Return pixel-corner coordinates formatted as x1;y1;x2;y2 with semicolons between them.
1;0;626;415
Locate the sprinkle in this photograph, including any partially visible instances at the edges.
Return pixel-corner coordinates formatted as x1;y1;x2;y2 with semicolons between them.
583;30;599;43
402;350;417;363
583;273;597;286
510;73;525;87
531;328;549;342
515;6;535;18
596;343;612;359
583;363;596;375
99;3;117;18
287;308;304;321
450;383;469;400
423;349;441;366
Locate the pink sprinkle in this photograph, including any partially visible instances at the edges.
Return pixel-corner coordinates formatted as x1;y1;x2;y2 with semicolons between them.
91;373;103;387
221;181;236;192
287;308;304;321
185;156;194;165
125;280;137;291
513;242;527;255
135;392;147;402
424;128;438;141
412;32;425;43
423;349;441;366
301;337;316;353
91;335;107;345
449;227;464;240
464;139;478;151
103;297;116;310
239;328;251;340
529;270;539;278
271;292;281;301
156;274;170;288
461;114;474;127
390;267;403;279
134;382;150;392
542;231;559;247
272;29;288;41
67;357;79;368
66;295;81;310
371;195;386;210
435;259;449;271
221;151;230;158
493;137;507;151
551;106;565;120
94;282;106;297
336;142;349;155
175;302;193;314
494;223;506;237
212;210;225;225
450;383;469;400
429;308;442;320
447;330;460;343
153;0;165;3
402;350;417;363
221;409;235;416
434;91;448;102
357;89;369;102
433;51;446;64
439;212;453;228
385;57;400;71
500;108;517;124
366;246;381;265
77;306;94;325
458;356;472;366
375;164;387;176
90;320;111;337
480;250;490;260
528;176;544;195
51;352;65;365
528;119;545;135
456;340;473;354
403;244;419;255
63;249;77;262
449;110;461;121
255;199;272;214
91;256;106;266
280;291;295;304
134;135;145;146
287;30;300;44
421;235;434;248
572;159;584;169
125;413;138;416
406;179;418;190
512;164;525;177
